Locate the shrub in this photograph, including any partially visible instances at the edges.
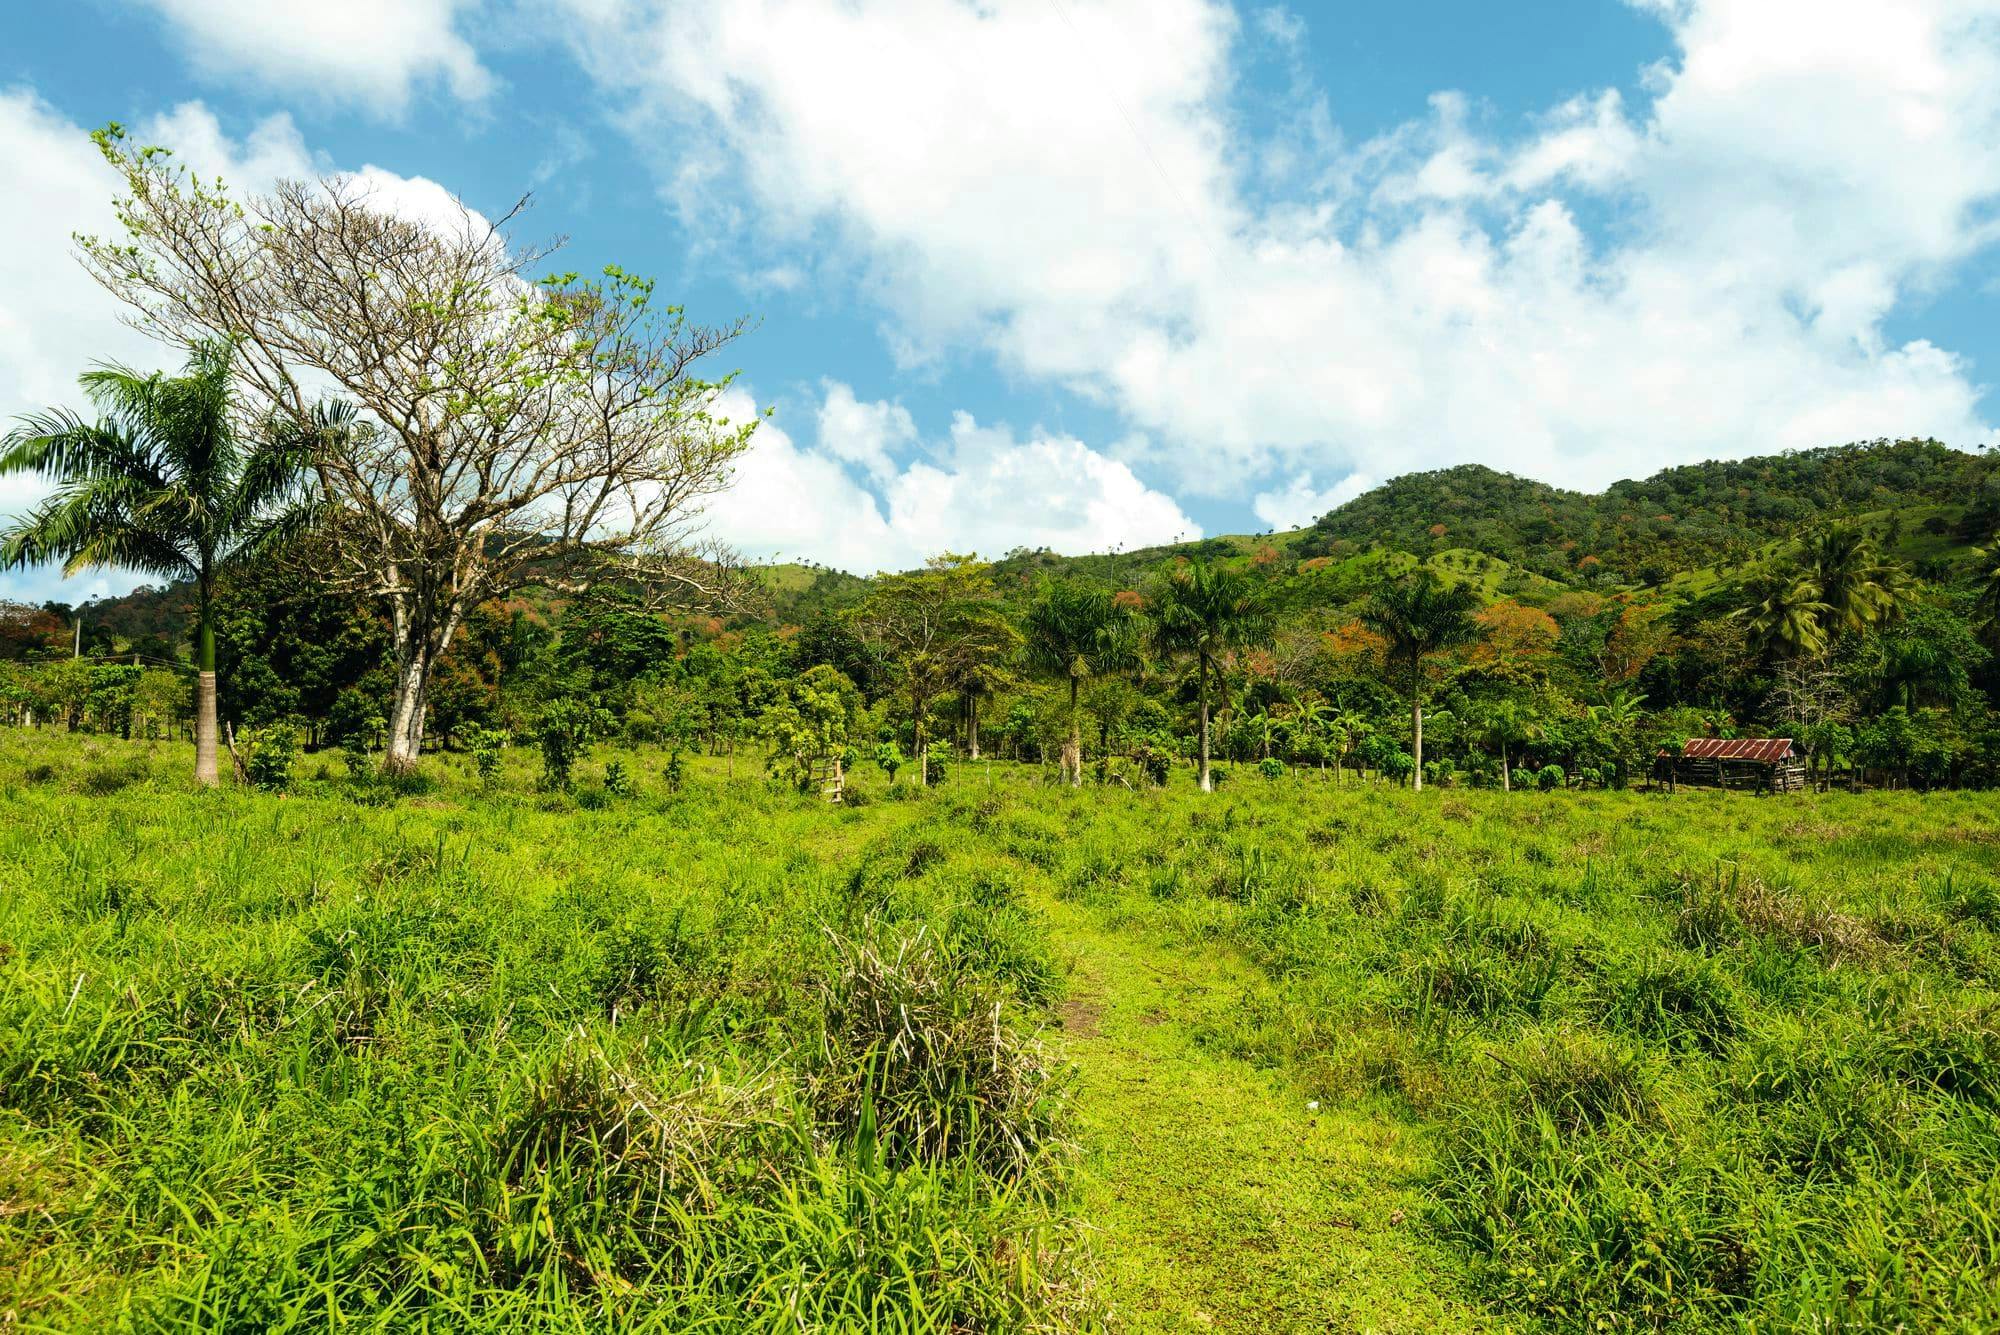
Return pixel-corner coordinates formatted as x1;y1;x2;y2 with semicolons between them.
244;722;299;793
485;1044;797;1286
1534;764;1565;791
535;698;602;790
1258;757;1286;780
1132;744;1171;786
873;741;904;782
662;749;686;793
603;759;632;797
466;726;506;784
1500;1027;1657;1132
1600;955;1742;1054
78;755;150;796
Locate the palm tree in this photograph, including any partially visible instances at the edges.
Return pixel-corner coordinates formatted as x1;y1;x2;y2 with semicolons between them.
1587;687;1648;786
1974;531;2000;652
1800;525;1911;633
1477;696;1537;793
1024;577;1135;786
1245;708;1278;760
1361;572;1481;791
1328;706;1371;786
949;655;1012;761
1150;560;1267;792
1291;695;1331;775
0;343;313;785
1735;572;1831;661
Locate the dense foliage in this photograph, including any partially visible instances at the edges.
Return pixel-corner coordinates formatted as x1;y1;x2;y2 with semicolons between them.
13;439;1999;797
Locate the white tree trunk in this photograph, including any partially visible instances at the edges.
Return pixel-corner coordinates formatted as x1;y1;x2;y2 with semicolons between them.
1412;698;1424;792
193;672;220;787
1197;654;1213;793
384;649;431;772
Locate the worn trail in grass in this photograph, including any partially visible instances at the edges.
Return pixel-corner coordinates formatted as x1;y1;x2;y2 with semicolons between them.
1036;892;1489;1333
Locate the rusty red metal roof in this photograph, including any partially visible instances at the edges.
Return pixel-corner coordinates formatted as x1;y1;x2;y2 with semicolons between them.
1681;737;1795;762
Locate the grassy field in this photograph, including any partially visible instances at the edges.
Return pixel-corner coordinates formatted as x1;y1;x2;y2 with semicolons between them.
3;732;1998;1331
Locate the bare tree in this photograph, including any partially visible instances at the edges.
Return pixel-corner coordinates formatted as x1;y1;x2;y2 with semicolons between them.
77;125;758;769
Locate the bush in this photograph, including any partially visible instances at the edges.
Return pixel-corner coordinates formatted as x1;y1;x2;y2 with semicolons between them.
1534;764;1566;791
816;927;1064;1179
1133;744;1171;786
244;721;299;793
662;749;686;793
466;727;506;784
535;698;603;791
923;752;947;786
603;759;632;797
1258;757;1286;780
873;741;904;782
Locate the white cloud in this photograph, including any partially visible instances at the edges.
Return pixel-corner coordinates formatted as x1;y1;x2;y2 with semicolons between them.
560;0;2000;503
131;0;493;115
815;379;916;482
1252;471;1373;531
703;384;1198;576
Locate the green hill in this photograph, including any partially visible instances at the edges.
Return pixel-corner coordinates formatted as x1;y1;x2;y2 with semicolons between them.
49;438;2000;649
1295;438;1997;586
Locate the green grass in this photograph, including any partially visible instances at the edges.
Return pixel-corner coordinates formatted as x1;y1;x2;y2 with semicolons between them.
0;733;1085;1331
1039;893;1484;1332
3;731;1999;1331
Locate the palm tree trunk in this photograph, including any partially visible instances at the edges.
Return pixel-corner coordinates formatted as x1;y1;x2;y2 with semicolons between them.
1411;687;1424;792
1065;676;1082;787
1197;652;1213;792
1500;741;1511;793
911;690;928;787
967;693;980;761
193;580;219;787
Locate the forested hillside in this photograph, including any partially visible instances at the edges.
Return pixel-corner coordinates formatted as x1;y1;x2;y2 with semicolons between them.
10;435;2000;794
1295;438;1998;586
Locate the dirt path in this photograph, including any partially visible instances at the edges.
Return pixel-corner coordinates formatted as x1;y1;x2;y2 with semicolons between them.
1037;894;1489;1333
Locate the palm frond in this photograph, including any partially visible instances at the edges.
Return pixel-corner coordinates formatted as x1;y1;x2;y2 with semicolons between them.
2;341;290;587
1;413;166;491
222;498;328;570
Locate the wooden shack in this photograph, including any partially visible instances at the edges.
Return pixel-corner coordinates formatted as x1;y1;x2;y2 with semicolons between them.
1654;738;1806;793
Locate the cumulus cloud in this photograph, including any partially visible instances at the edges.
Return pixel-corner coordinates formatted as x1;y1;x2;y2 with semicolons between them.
131;0;493;115
702;383;1198;575
1252;471;1374;532
559;0;2000;504
816;380;917;483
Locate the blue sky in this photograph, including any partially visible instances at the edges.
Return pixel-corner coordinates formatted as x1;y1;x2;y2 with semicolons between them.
4;0;1998;603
